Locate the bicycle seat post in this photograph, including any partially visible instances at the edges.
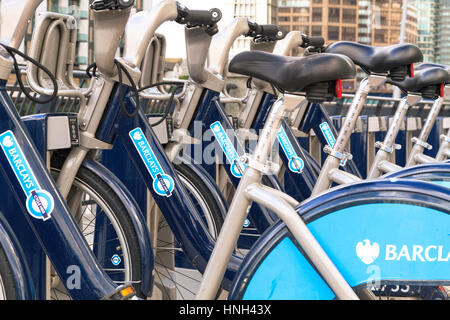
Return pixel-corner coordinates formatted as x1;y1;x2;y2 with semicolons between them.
367;93;422;179
312;74;387;195
407;87;449;166
406;85;450;167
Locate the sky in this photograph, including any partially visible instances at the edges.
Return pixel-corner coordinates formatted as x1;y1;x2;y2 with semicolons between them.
0;0;28;45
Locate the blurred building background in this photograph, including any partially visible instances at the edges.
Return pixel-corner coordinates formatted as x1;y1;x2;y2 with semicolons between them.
278;0;418;54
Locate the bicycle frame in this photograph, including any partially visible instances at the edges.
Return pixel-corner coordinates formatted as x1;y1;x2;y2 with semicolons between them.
436;127;450;161
90;83;242;289
196;96;360;300
367;87;450;179
0;79;121;299
196;95;450;300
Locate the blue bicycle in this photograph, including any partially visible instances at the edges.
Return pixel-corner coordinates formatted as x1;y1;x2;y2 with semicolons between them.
0;0;142;300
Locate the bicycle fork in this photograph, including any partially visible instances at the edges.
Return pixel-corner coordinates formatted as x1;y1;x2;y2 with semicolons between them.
196;97;359;300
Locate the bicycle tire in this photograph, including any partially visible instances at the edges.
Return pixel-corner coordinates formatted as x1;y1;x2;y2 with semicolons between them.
153;162;224;300
0;243;18;300
50;160;144;299
229;180;450;300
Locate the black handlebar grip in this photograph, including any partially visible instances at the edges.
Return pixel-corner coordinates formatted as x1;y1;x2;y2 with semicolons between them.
258;24;286;40
307;36;325;48
186;8;222;26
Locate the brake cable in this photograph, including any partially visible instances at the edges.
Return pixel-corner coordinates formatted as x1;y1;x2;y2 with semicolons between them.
87;60;184;126
138;81;184;127
0;43;58;104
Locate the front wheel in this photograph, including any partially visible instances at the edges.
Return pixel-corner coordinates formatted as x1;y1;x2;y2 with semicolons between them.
152;163;224;300
50;162;144;299
0;242;18;300
229;180;450;300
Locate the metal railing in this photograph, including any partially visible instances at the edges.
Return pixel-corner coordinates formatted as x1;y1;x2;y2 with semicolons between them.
7;67;90;116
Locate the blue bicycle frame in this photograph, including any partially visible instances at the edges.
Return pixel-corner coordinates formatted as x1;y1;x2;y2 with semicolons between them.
95;83;242;289
0;79;126;299
185;88;363;233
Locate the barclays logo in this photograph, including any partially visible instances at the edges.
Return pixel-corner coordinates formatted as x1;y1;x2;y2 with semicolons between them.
2;136;13;148
133;131;143;141
356;239;449;264
356;239;380;265
385;244;449;262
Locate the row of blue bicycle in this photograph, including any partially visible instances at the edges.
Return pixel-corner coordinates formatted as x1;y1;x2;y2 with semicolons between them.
0;0;448;300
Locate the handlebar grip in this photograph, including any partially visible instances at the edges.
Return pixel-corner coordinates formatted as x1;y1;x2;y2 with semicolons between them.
307;36;325;48
258;24;286;40
180;8;222;26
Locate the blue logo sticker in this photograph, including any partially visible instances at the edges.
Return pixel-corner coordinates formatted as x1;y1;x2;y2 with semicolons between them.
0;131;54;221
319;122;336;147
277;126;304;173
111;254;121;266
243;219;251;228
319;122;347;166
211;121;247;178
129;128;175;197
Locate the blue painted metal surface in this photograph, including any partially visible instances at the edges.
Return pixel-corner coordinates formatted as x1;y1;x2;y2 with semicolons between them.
186;90;277;233
0;80;118;299
96;84;242;289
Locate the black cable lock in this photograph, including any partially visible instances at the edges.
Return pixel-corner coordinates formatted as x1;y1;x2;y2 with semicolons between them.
0;43;58;104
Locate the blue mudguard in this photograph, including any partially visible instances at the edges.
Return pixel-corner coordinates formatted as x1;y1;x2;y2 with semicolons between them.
81;160;154;297
0;212;35;299
177;154;229;219
229;179;450;300
384;163;450;188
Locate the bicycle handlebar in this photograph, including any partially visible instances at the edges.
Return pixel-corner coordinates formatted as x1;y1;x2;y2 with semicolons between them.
89;0;134;10
301;35;325;49
176;4;222;27
247;21;286;41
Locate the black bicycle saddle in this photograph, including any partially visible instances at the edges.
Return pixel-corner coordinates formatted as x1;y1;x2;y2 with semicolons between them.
390;66;450;98
228;50;356;93
414;63;450;73
324;41;423;77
